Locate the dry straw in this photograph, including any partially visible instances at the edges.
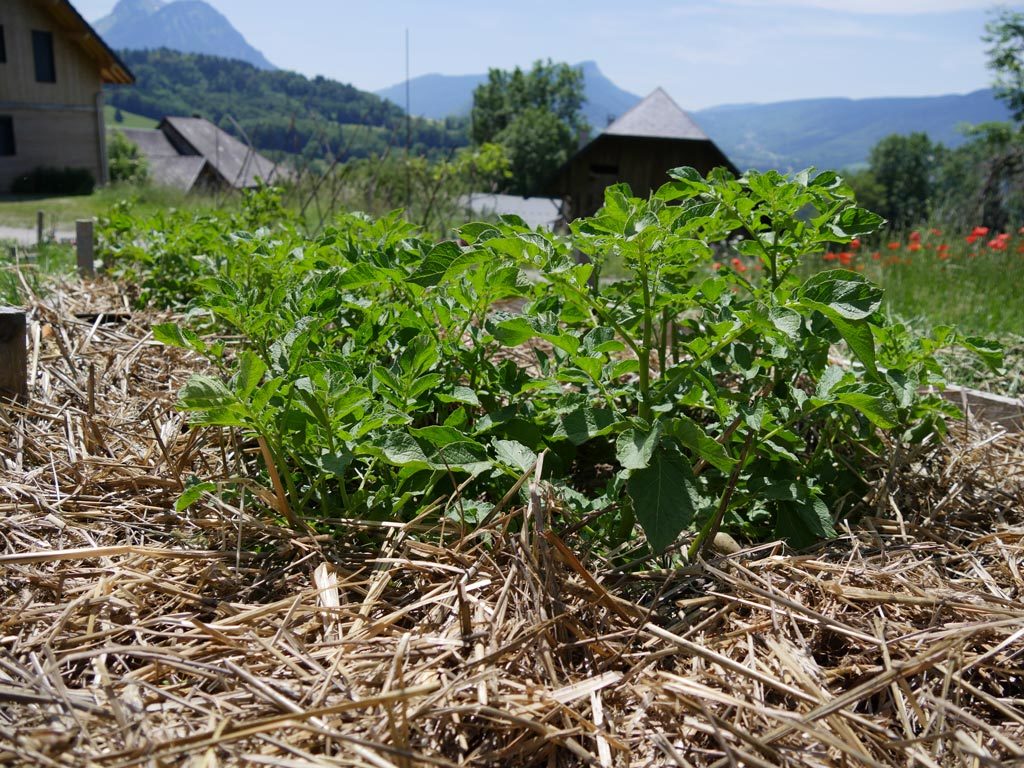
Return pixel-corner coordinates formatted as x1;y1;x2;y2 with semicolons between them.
1;277;1023;766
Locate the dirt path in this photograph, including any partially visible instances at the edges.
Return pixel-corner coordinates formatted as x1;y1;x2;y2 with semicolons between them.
0;225;75;246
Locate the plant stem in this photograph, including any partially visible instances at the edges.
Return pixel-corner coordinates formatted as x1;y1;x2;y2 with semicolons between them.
688;431;754;559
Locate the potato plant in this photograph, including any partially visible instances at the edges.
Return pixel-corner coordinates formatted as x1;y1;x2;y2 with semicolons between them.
101;173;1000;554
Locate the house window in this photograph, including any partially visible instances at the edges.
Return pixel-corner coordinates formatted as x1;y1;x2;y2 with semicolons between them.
0;26;7;63
0;117;15;156
32;30;56;83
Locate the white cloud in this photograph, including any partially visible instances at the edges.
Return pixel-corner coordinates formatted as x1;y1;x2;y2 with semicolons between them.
721;0;998;14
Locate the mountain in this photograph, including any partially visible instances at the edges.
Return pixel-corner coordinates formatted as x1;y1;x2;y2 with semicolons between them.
104;49;468;160
693;89;1012;171
94;0;276;70
376;61;642;130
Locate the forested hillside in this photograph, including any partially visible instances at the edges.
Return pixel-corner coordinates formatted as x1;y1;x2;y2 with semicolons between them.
106;49;469;161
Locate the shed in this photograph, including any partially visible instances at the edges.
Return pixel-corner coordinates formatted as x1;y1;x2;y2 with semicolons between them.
548;88;738;221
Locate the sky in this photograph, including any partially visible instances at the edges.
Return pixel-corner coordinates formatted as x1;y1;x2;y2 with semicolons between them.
74;0;1021;110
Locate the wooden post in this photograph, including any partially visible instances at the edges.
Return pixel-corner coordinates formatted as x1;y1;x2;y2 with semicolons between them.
76;219;95;277
0;308;28;404
36;211;44;245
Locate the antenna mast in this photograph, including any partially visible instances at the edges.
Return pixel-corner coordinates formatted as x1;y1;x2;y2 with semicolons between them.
405;28;411;212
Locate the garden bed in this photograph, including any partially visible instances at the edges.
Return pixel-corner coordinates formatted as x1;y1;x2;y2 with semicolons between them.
2;282;1023;766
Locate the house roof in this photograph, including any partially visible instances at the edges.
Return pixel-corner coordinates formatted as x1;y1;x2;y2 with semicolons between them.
603;88;709;141
119;128;179;157
40;1;134;85
160;116;282;189
147;156;209;191
461;193;565;231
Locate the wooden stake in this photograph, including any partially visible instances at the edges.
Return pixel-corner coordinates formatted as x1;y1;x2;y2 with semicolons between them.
36;211;44;245
0;308;28;403
76;219;95;276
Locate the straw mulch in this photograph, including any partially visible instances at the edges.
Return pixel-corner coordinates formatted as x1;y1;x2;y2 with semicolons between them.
2;279;1024;767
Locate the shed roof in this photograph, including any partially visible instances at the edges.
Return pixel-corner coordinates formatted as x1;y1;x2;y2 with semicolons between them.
161;117;281;189
40;1;134;85
603;88;709;141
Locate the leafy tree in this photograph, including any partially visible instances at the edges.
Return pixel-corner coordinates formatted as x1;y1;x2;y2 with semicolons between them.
866;133;938;230
471;60;588;194
108;130;149;185
985;8;1024;124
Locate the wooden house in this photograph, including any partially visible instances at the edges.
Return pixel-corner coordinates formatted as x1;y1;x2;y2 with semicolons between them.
0;0;134;193
121;116;285;193
548;88;738;221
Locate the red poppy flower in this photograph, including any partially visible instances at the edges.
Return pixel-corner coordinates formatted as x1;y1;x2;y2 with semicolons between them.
731;257;747;273
909;230;921;242
908;243;921;252
838;252;853;266
887;241;901;250
871;251;881;261
850;238;861;251
930;228;942;236
823;252;838;262
971;226;990;237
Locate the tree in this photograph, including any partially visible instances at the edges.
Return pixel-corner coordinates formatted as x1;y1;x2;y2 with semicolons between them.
108;130;149;185
866;132;938;230
471;60;588;195
985;8;1024;124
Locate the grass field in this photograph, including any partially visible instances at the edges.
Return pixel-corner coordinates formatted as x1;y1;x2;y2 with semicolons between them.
103;105;158;130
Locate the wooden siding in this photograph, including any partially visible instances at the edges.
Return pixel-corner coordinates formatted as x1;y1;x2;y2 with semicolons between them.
0;0;103;106
559;136;733;220
0;107;103;192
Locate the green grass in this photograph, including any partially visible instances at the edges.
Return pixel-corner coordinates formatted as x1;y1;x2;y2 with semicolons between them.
816;229;1024;337
0;241;76;305
104;105;158;130
0;185;228;231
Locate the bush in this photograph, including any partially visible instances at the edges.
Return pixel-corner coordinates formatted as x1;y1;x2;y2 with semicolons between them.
108;131;149;185
11;166;95;196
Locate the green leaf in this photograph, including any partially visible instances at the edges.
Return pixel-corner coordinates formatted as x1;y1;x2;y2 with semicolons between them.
616;423;661;470
179;375;236;409
153;322;205;353
769;307;801;339
493;439;537;473
491;316;536;346
554;407;616;445
408;241;463;287
627;447;699;552
834;384;898;429
175;481;217;512
775;497;836;548
436;386;481;406
666;416;736;474
830;207;885;238
235;352;267;399
962;335;1004;372
800;270;883;320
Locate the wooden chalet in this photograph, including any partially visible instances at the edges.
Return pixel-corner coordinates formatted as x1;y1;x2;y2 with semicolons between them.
0;0;134;192
548;88;738;221
121;116;285;193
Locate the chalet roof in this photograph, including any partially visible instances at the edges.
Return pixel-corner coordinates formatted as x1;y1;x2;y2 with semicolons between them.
40;1;134;85
161;117;282;189
461;193;564;231
147;156;208;191
603;88;709;141
119;128;179;157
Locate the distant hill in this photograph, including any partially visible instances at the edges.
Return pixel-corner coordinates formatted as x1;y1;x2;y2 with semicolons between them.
105;49;468;160
94;0;276;70
376;61;642;130
694;90;1012;171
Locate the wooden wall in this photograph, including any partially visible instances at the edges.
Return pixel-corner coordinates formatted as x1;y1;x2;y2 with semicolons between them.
0;0;103;106
560;136;732;220
0;108;103;191
0;0;107;190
